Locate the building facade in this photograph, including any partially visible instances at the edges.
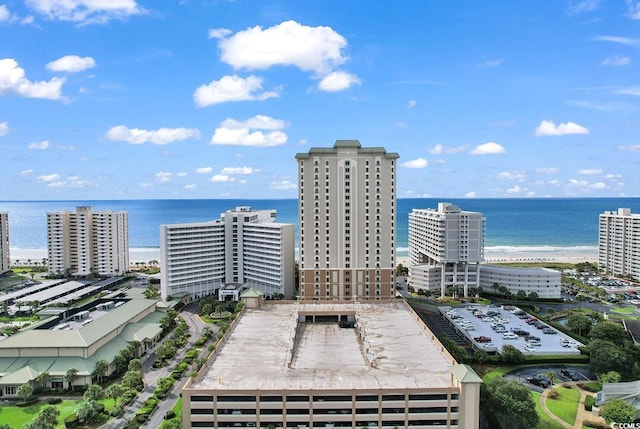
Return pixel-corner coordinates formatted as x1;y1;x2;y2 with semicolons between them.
159;207;294;300
599;208;640;281
0;212;9;274
182;300;481;429
295;140;400;300
478;265;561;299
408;203;485;297
47;206;129;277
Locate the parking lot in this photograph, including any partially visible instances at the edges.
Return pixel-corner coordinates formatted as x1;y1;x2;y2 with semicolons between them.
440;305;583;355
505;365;595;392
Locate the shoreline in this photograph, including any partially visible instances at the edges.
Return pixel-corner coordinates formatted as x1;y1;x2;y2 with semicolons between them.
10;246;598;267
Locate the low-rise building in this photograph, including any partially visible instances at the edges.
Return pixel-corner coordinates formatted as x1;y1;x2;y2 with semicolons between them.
479;265;561;299
182;300;481;429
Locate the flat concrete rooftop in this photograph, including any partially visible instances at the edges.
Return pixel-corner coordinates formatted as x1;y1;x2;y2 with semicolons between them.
190;301;456;391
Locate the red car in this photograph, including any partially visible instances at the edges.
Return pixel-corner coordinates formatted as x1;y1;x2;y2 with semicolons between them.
474;336;492;343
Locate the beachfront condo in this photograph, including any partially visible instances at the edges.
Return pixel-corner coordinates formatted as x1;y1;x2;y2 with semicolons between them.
599;207;640;281
295;140;400;300
0;212;9;274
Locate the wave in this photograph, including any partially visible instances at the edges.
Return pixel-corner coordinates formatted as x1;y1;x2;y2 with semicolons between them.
484;245;598;254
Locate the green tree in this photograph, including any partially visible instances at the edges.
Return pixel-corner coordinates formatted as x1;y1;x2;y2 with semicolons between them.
500;345;524;364
34;404;59;429
75;399;102;424
590;321;628;347
567;311;592;336
122;370;143;391
35;371;50;392
528;291;539;301
105;383;123;406
480;377;539;429
0;424;12;429
128;358;142;372
64;368;78;392
94;359;108;385
17;383;33;402
589;339;631;378
200;303;213;316
597;371;621;384
215;304;226;317
516;290;527;301
83;384;104;401
143;284;159;299
601;398;635;424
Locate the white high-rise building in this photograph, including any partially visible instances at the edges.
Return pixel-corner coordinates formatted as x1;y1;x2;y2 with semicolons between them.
47;206;129;276
159;206;294;300
295;140;400;301
0;212;9;274
599;208;640;281
409;203;485;297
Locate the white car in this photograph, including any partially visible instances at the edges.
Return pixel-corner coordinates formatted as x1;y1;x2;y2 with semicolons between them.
502;332;518;339
524;343;535;352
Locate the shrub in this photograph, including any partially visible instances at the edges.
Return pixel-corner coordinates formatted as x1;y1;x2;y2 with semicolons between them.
47;397;63;404
164;410;176;419
110;405;124;417
583;420;609;429
124;418;141;429
584;395;595;411
64;413;79;429
547;389;559;399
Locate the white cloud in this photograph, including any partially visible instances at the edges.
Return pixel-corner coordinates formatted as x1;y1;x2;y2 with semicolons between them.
46;55;96;72
38;173;61;182
536;167;559;174
408;100;416;108
602;55;630;66
577;168;602;175
469;142;505;155
604;173;622;179
46;176;92;188
593;35;640;48
400;158;428;169
195;167;212;174
476;59;501;68
211;174;232;182
184;183;197;189
569;0;602;13
105;125;200;145
0;121;8;136
155;172;172;182
220;166;257;175
590;182;606;189
175;172;187;177
428;144;467;155
19;169;34;176
0;58;65;100
535;120;589;136
506;185;524;194
627;0;640;19
617;144;640;152
270;180;297;190
317;71;361;92
208;28;232;39
0;5;9;22
28;140;50;150
25;0;145;23
497;171;526;181
465;191;476;198
217;20;349;75
193;74;279;107
210;115;287;147
614;86;640;96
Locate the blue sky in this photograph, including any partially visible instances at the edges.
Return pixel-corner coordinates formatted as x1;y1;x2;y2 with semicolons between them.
1;0;640;200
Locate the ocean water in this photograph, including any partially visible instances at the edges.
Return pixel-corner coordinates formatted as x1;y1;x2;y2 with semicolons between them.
2;198;640;258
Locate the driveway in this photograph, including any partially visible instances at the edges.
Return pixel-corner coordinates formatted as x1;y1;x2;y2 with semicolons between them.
505;365;594;393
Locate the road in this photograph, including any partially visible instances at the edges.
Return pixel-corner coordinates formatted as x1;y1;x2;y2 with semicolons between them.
101;301;210;429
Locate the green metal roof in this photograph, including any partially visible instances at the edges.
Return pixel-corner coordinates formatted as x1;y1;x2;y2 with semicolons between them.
451;364;483;384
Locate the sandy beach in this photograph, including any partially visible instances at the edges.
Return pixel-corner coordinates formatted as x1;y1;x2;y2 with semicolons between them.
10;246;597;269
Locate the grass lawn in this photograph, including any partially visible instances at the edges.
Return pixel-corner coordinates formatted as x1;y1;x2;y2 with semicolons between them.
546;386;581;426
531;391;565;429
0;400;80;429
580;381;602;392
481;365;518;382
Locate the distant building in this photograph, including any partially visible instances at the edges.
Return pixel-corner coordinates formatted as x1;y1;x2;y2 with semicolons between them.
47;206;129;277
0;212;9;274
159;206;294;300
408;203;485;297
295;140;400;300
599;208;640;281
182;300;481;429
409;203;561;299
479;265;561;299
596;380;640;420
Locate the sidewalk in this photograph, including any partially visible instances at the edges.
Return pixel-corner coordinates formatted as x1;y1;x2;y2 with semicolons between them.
538;381;606;429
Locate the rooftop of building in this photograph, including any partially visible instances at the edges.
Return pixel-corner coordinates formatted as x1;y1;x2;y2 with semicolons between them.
189;300;457;391
295;140;400;160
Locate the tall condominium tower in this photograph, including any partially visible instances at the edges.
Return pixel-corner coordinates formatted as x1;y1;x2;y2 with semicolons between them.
0;212;9;274
160;206;294;300
295;140;400;300
599;208;640;281
47;206;129;276
409;202;485;297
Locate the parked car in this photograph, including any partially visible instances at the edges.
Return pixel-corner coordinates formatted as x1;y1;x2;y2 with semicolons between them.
560;369;580;381
543;328;556;334
474;336;492;343
502;332;518;340
524;335;541;342
526;375;551;388
511;328;530;336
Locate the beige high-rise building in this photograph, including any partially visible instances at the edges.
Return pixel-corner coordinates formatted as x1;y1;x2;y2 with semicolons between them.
0;212;9;274
295;140;399;300
47;206;129;276
599;208;640;281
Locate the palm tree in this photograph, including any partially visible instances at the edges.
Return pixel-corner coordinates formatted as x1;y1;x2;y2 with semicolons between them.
17;382;34;402
65;368;78;392
94;359;108;385
36;371;50;392
105;384;123;406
